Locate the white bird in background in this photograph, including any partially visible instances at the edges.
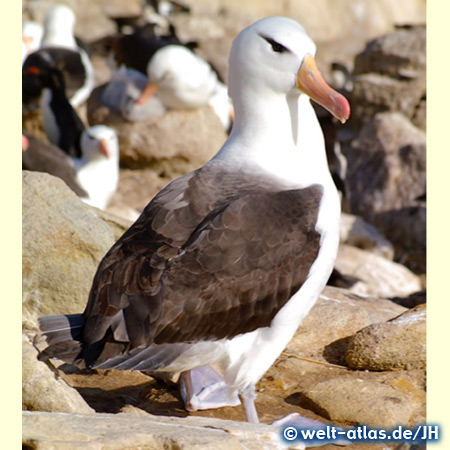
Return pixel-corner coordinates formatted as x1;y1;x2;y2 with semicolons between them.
101;65;167;122
40;4;78;49
37;17;350;435
22;21;44;63
39;3;94;107
75;126;120;210
109;18;233;128
23;57;120;211
22;132;88;199
22;127;120;211
137;44;233;129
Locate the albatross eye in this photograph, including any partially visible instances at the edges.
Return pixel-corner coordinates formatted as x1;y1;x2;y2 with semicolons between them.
261;36;289;54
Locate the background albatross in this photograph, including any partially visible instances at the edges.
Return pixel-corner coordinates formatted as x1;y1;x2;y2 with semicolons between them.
37;16;350;426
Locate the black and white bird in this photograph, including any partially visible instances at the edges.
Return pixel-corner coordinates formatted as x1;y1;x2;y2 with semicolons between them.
108;0;190;35
101;65;167;122
22;126;119;211
110;25;232;129
24;59;119;210
22;21;44;64
22;4;94;108
22;132;88;198
136;43;233;129
37;17;350;426
24;57;86;158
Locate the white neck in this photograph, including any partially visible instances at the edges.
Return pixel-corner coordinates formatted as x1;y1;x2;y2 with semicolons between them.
75;156;118;210
41;28;77;50
213;90;333;189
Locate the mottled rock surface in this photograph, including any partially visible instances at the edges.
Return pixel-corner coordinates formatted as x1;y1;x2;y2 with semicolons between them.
301;372;425;428
352;25;426;130
339;212;394;260
22;410;279;450
22;172;116;333
288;286;406;362
22;335;94;415
346;304;426;371
343;113;426;273
335;245;422;298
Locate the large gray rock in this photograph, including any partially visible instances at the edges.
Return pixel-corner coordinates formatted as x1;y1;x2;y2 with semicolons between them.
108;168;171;213
353;26;426;79
339;212;394;260
343;112;426;273
87;85;227;172
22;0;116;42
345;113;426;216
301;372;425;428
352;25;426;130
22;335;95;414
286;286;406;361
22;171;116;332
22;411;280;450
346;304;426;371
171;0;425;83
334;245;422;298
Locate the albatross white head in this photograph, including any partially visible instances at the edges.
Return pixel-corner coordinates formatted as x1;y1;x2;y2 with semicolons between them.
41;4;78;50
136;45;218;109
76;125;120;210
228;17;349;122
219;17;350;186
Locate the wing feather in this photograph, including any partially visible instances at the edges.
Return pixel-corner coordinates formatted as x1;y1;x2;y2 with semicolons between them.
81;167;323;367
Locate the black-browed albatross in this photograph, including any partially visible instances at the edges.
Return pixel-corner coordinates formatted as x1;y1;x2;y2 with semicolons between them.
37;16;350;425
22;4;94;108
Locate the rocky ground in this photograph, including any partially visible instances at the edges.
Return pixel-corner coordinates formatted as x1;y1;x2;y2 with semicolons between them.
23;0;426;449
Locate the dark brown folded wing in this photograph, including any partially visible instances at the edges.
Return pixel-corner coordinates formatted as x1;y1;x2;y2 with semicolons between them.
81;167;323;366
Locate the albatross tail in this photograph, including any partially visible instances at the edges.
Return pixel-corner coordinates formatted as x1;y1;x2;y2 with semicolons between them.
36;313;191;372
37;314;84;363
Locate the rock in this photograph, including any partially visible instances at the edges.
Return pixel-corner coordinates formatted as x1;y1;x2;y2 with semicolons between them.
343;112;426;273
352;25;426;130
352;73;425;130
345;304;426;371
374;204;426;275
171;0;425;88
390;290;426;309
353;25;426;79
94;208;133;240
87;84;227;172
22;335;94;414
301;372;425;428
334;245;422;298
104;203;140;223
108;168;170;213
22;171;116;333
22;410;280;450
100;0;142;18
286;286;406;361
339;212;394;260
345;113;426;215
22;0;116;43
179;0;425;49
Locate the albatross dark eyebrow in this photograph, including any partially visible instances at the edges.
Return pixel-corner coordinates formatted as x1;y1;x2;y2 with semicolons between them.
259;34;290;53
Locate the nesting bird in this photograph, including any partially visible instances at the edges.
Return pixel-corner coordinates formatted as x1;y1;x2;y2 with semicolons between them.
74;125;120;210
108;23;233;129
23;56;119;210
37;17;350;426
22;132;88;198
101;65;167;122
22;4;94;108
